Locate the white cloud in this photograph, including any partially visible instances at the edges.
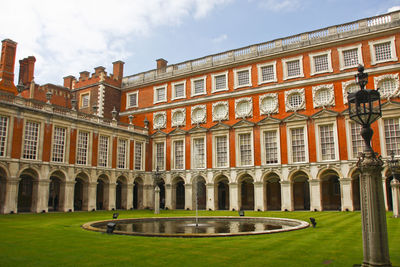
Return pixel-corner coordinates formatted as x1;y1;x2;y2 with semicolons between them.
256;0;301;12
388;6;400;12
212;34;228;43
0;0;230;84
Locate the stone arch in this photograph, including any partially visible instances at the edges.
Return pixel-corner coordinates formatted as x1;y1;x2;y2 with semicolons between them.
236;171;255;183
291;170;310;211
384;169;394;211
172;176;185;209
116;176;127;210
133;176;144;209
96;174;110;210
74;172;89;211
48;170;66;212
192;176;206;210
319;169;341;211
17;168;39;213
214;175;229;210
350;168;361;211
0;166;8;213
263;172;281;211
238;174;254;210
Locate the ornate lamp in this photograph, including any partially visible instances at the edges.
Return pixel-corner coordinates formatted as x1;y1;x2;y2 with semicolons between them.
388;150;399;178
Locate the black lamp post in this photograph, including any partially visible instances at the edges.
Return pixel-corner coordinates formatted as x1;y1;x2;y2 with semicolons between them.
387;150;400;218
347;65;391;267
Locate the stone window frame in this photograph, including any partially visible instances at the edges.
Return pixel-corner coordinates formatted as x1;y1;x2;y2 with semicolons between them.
171;137;185;170
191;105;207;125
337;44;363;70
0;115;9;158
212;101;229;122
76;130;91;165
97;134;110;168
191;133;206;169
134;140;144;171
235;97;253;119
21;119;43;161
260;125;281;166
285;88;305;112
171;108;186;127
378;107;400;158
190;76;206;97
153;139;166;171
309;50;333;76
233;66;252;89
235;128;254;167
369;36;398;65
212;131;230;169
373;73;400;100
344;118;363;160
314;119;339;162
286;121;309;164
282;55;304;80
126;91;138;108
211;71;228;93
171;80;186;100
117;138;128;169
312;84;335;108
153;111;167;130
257;61;277;85
80;92;90;108
259;93;279;115
342;80;360;104
153;84;167;104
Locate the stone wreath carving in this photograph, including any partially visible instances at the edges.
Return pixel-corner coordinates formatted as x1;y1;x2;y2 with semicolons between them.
235;97;253;119
374;74;399;100
312;84;335;108
259;93;278;115
191;105;207;124
153;111;166;129
285;88;305;112
171;108;186;127
342;80;359;104
212;101;229;121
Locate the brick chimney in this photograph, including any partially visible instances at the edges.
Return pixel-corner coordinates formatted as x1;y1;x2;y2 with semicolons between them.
18;56;36;86
156;58;168;73
0;39;18;94
79;71;90;81
63;75;75;89
112;61;124;80
94;66;106;76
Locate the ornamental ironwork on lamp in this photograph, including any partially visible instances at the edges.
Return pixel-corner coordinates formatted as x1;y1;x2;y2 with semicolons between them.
388;150;399;179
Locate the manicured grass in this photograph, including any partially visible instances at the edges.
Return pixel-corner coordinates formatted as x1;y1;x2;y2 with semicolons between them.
0;210;399;267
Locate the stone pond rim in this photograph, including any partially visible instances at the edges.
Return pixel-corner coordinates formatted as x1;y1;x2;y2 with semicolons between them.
81;216;310;238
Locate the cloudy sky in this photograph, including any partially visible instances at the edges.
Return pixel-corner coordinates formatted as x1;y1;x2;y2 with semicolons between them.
1;0;400;85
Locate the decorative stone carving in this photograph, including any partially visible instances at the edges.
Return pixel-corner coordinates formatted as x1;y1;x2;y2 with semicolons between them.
153;111;166;129
259;93;278;115
191;105;206;124
235;97;253;119
342;80;359;104
171;108;186;127
312;84;335;108
374;73;399;99
285;88;305;112
212;101;229;121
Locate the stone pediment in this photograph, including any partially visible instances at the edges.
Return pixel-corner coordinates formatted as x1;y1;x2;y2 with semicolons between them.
188;125;208;133
257;115;281;126
151;130;168;138
168;128;187;136
209;122;231;132
232;119;255;129
311;109;339;119
381;100;400;111
282;112;309;122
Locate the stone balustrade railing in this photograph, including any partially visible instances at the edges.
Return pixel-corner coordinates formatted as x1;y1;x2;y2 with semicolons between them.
122;11;400;89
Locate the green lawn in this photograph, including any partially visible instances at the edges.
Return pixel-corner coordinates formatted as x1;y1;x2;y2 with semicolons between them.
0;210;399;267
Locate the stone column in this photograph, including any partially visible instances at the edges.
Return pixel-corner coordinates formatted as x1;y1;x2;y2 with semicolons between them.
143;184;153;209
154;186;160;214
391;179;400;218
126;183;133;210
206;183;214;211
309;179;321;211
33;180;50;213
254;182;264;211
62;181;75;212
184;184;193;210
87;182;97;211
340;178;353;211
382;178;389;211
1;178;19;214
165;184;172;210
229;183;238;211
109;183;116;210
280;181;292;211
358;151;391;266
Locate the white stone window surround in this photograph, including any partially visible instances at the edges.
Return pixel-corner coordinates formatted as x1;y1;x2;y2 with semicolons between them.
191;105;207;125
0;116;9;158
282;55;304;80
259;93;279;115
97;135;110;167
51;126;67;163
314;119;339;162
191;133;207;169
76;130;92;165
171;108;186;127
153;111;167;129
234;66;252;89
378;106;400;158
344;118;363;160
172;80;186;100
312;84;335;108
134;140;144;171
257;61;277;85
21;119;44;161
212;131;230;168
369;36;398;65
235;97;253;119
212;101;229;122
337;44;363;70
285;88;305;112
260;125;281;165
191;76;207;97
117;138;128;169
342;80;360;104
373;73;400;99
80;92;90;108
235;128;254;167
211;71;229;93
309;50;333;76
153;84;167;104
153;139;166;171
286;121;309;164
171;137;185;170
126;91;138;109
23;121;40;160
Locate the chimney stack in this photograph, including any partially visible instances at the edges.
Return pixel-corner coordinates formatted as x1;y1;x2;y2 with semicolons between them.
112;61;124;80
79;71;90;81
0;39;18;94
63;75;75;89
156;58;167;73
18;56;36;86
